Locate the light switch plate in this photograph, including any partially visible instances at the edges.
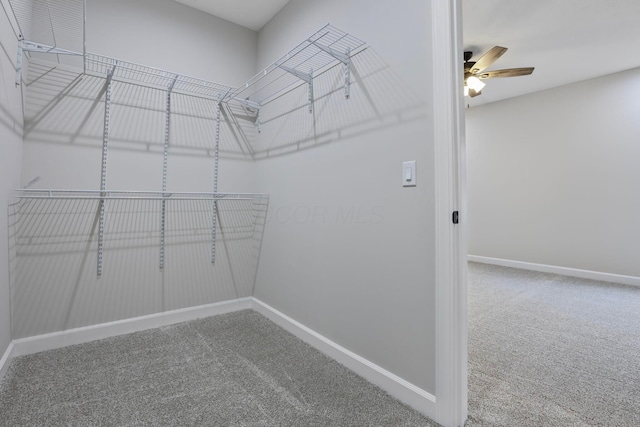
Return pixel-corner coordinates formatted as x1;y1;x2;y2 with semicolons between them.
403;161;416;187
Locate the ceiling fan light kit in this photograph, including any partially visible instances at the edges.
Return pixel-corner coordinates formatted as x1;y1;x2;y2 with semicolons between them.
463;46;534;97
465;76;485;96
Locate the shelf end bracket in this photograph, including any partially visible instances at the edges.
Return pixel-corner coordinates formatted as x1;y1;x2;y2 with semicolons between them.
278;64;314;113
309;41;352;99
233;97;263;132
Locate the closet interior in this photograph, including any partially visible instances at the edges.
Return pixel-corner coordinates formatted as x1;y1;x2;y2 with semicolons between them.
7;0;367;338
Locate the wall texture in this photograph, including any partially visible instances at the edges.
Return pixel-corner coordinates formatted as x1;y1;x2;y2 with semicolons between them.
0;0;24;356
467;67;640;277
253;0;436;393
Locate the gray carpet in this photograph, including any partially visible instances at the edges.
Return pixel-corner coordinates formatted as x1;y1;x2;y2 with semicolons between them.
467;262;640;426
0;310;438;426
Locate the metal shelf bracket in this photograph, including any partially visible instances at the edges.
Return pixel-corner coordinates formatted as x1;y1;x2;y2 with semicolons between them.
15;40;83;86
309;41;352;99
278;64;314;113
233;97;262;133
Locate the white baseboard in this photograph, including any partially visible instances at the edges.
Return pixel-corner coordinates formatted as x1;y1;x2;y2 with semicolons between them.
4;296;439;423
0;342;15;382
251;298;437;420
468;255;640;287
11;297;252;358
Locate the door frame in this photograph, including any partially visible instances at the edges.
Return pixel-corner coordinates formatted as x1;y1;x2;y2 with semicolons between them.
431;0;468;426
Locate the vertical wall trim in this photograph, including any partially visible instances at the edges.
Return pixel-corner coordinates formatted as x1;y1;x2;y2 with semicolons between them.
432;0;468;426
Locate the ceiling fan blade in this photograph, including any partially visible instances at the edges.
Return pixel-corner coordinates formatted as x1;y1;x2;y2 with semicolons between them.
478;67;535;79
470;46;508;74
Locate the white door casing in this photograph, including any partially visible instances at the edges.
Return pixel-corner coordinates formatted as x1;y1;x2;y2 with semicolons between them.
432;0;468;426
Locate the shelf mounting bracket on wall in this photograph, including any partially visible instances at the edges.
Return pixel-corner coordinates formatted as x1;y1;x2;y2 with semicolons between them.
97;64;116;276
233;97;262;133
15;40;83;86
160;75;178;270
309;41;352;99
278;64;314;113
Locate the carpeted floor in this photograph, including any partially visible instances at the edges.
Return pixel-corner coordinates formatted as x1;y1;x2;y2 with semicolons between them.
0;310;438;426
467;262;640;426
5;264;638;426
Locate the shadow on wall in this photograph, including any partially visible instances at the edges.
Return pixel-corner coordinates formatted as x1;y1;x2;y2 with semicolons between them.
8;195;268;338
237;48;427;159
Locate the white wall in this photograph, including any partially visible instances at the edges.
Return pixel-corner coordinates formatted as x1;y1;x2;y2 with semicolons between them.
0;0;24;356
253;0;436;393
467;67;640;277
13;0;262;338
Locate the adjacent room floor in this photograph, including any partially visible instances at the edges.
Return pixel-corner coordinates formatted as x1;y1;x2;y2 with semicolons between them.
467;262;640;426
0;310;437;426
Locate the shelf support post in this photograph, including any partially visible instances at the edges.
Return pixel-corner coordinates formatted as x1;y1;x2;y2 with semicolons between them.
160;75;177;270
308;69;314;113
15;40;24;86
211;98;222;264
98;64;116;276
344;47;351;99
256;105;262;133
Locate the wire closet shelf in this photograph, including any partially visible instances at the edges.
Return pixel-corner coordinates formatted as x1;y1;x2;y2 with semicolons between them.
8;0;364;276
10;0;367;106
14;190;269;276
15;190;268;201
229;24;367;108
19;27;365;103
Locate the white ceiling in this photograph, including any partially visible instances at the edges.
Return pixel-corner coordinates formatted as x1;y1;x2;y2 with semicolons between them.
170;0;640;105
463;0;640;107
173;0;290;31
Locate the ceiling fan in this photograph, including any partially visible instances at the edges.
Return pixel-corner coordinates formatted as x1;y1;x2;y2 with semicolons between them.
464;46;534;97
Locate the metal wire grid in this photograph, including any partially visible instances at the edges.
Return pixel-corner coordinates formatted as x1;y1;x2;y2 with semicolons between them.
16;189;268;200
10;10;366;116
13;193;268;274
9;0;85;53
7;0;366;111
230;24;366;105
13;197;267;254
84;53;235;100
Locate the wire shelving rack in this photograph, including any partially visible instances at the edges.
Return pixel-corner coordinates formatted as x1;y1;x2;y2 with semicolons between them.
7;0;366;276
